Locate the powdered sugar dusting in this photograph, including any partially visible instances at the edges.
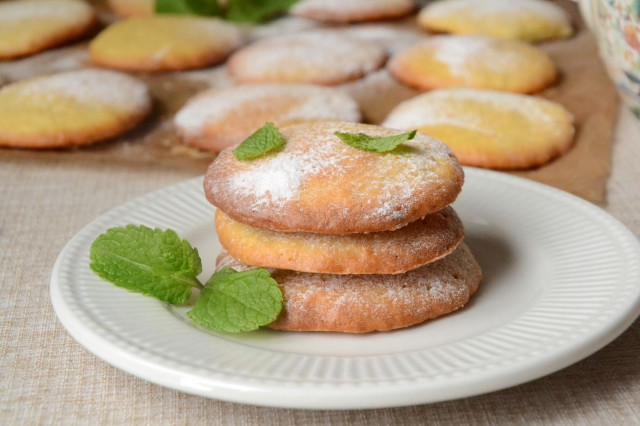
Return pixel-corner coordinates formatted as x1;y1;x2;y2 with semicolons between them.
18;69;149;108
431;36;526;77
339;25;424;54
286;89;360;123
0;0;92;22
175;84;361;138
216;123;453;211
225;136;343;209
229;31;386;83
383;88;560;131
424;0;569;23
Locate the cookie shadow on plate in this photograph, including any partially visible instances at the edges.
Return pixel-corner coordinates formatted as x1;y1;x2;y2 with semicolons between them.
462;232;516;307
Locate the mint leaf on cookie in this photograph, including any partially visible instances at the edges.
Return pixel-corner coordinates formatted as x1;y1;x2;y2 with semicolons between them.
187;267;283;332
155;0;220;16
233;122;285;161
335;129;417;152
89;225;203;305
226;0;298;23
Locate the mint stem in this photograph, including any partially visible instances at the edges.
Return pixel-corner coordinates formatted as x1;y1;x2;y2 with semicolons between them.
179;275;204;289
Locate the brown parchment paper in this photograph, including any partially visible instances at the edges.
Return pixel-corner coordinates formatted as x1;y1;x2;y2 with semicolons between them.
0;0;618;203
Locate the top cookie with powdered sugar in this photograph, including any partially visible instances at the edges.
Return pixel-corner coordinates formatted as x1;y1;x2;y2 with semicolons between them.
227;31;387;86
204;121;464;235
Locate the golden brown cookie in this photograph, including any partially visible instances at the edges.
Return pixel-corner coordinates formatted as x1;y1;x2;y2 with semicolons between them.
0;69;151;149
205;121;464;235
217;243;482;333
89;16;245;72
215;206;465;274
227;31;387;85
107;0;153;18
175;84;361;153
290;0;416;23
382;88;575;169
388;35;557;93
0;0;96;60
418;0;573;43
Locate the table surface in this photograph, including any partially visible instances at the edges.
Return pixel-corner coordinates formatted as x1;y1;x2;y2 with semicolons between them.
1;106;639;424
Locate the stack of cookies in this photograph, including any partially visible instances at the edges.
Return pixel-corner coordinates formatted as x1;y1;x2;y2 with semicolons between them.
204;121;482;333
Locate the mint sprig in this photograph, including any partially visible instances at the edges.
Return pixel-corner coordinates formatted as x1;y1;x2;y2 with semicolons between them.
155;0;297;22
187;267;283;333
155;0;220;15
335;129;418;153
89;225;203;305
89;225;284;332
233;122;285;161
226;0;298;22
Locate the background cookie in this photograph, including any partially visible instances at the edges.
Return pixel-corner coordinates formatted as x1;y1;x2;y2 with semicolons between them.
89;16;245;72
227;31;387;85
175;84;361;153
383;89;575;169
107;0;153;18
205;121;464;234
389;35;557;93
217;244;482;333
0;0;96;60
291;0;416;23
0;69;151;149
215;206;465;274
418;0;573;42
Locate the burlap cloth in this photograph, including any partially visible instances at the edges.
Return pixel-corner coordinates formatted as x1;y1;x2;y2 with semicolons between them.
2;0;639;423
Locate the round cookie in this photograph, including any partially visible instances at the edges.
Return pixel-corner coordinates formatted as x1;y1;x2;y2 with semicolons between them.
0;69;151;149
204;121;464;235
215;206;465;274
175;84;362;153
383;89;575;169
388;35;557;93
0;0;96;60
291;0;416;23
89;16;245;72
217;243;482;333
107;0;153;18
418;0;573;43
227;31;387;85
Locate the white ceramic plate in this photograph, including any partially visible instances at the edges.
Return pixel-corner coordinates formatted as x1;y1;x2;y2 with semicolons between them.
50;168;640;409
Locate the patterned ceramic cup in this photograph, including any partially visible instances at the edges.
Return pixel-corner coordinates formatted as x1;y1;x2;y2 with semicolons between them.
576;0;640;118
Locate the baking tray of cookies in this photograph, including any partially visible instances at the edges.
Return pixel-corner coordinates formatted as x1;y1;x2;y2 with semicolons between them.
0;0;618;203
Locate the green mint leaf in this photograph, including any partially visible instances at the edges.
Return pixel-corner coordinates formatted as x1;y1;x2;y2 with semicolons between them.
233;122;285;160
155;0;220;16
226;0;298;23
334;129;418;153
89;225;203;305
187;267;283;332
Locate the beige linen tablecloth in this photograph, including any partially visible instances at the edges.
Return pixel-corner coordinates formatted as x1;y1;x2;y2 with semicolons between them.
1;108;638;423
2;0;640;419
